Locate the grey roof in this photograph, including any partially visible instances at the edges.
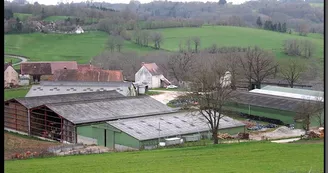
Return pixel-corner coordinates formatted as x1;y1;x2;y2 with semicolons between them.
45;96;177;124
261;86;324;98
40;81;133;87
232;91;317;112
12;90;124;109
107;111;245;141
26;84;133;97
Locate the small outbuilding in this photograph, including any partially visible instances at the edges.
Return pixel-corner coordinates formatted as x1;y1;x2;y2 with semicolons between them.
135;62;171;89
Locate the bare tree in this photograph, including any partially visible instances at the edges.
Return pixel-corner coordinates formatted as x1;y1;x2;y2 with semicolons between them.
192;36;201;53
208;43;218;54
168;52;195;83
295;97;324;131
107;37;116;52
239;46;278;90
140;30;150;47
151;32;163;49
223;52;242;90
279;58;306;88
185;54;235;144
186;38;192;52
115;36;124;52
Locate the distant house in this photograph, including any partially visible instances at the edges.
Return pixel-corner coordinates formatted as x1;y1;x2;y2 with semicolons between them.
52;64;124;82
135;62;171;89
75;26;84;34
19;74;30;86
20;61;78;83
4;62;19;87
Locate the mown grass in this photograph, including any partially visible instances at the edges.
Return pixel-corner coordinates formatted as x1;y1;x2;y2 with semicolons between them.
13;13;32;21
5;142;323;173
5;31;155;64
4;87;30;100
155;26;323;62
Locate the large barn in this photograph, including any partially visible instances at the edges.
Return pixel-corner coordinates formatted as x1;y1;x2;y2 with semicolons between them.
5;93;176;143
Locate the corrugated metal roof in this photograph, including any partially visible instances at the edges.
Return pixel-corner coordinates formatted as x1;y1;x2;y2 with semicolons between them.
44;96;177;124
107;111;245;141
13;90;124;109
261;86;324;98
232;91;319;112
26;82;134;97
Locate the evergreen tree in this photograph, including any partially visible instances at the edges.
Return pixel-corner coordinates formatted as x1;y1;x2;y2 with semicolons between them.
277;22;282;32
41;8;46;19
256;16;262;28
282;23;287;33
272;23;277;31
15;17;22;32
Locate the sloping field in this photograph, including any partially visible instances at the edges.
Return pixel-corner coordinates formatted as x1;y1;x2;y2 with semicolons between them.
5;142;323;173
13;13;32;21
5;31;154;64
156;26;323;62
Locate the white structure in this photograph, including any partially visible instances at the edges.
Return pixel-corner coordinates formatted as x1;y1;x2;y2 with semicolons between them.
75;26;84;34
220;71;232;88
19;74;30;86
4;63;19;87
135;62;171;89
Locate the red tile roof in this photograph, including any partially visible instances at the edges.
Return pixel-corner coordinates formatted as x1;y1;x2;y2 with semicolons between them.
52;68;124;82
20;61;78;75
142;62;163;76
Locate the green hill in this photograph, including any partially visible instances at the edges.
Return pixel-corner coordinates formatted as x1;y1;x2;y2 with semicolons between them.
13;13;32;21
155;26;323;62
43;15;72;22
5;142;323;173
4;31;153;64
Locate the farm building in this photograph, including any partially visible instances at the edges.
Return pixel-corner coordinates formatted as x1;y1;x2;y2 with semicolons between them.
135;62;171;89
81;111;245;150
230;87;324;128
20;61;78;82
4;91;125;137
4;62;19;88
52;64;123;82
5;94;176;143
25;81;138;97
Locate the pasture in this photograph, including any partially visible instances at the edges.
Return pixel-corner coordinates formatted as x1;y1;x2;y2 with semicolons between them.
5;142;323;173
4;56;21;64
4;87;30;100
155;26;323;62
13;13;32;21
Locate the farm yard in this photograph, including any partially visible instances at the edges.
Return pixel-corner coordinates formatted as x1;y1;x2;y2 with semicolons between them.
5;141;323;173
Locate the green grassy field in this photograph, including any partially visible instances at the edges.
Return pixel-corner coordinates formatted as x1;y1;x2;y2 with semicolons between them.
5;142;323;173
5;31;154;64
4;57;21;64
4;87;30;100
43;16;72;22
310;3;323;8
155;26;323;62
13;13;32;21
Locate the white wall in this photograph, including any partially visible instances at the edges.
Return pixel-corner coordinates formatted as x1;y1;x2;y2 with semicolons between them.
151;75;162;88
135;66;153;88
77;135;98;145
4;66;19;87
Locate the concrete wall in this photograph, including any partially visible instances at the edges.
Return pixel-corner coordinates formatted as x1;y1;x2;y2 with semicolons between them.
135;66;153;88
4;66;19;87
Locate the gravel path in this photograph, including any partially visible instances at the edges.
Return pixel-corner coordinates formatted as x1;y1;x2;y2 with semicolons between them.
5;54;28;66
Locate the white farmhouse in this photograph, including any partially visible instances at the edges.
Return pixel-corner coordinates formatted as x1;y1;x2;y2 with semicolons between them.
135;62;171;89
75;26;84;34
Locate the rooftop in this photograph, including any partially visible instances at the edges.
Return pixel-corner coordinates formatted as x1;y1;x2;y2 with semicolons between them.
10;90;124;108
44;96;177;124
142;63;163;76
107;111;245;141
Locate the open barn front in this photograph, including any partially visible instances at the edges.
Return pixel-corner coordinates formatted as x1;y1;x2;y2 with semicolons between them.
30;106;77;143
4;100;29;134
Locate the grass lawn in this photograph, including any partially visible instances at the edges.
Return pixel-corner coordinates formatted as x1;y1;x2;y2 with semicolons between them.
43;16;72;22
4;56;21;64
5;31;155;64
13;13;32;21
145;91;162;95
310;3;323;8
5;142;323;173
155;26;323;62
5;87;30;100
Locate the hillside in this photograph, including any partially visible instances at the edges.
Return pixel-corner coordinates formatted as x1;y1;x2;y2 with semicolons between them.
4;31;154;64
5;141;323;173
155;26;323;62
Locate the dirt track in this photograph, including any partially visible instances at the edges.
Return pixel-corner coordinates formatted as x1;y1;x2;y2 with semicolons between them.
149;90;187;104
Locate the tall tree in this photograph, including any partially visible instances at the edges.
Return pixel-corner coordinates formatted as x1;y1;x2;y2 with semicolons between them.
192;37;201;53
151;32;163;49
185;54;235;144
239;47;278;90
295;98;324;131
277;22;282;32
279;58;306;88
282;23;287;33
256;16;262;28
218;0;227;5
168;52;195;83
